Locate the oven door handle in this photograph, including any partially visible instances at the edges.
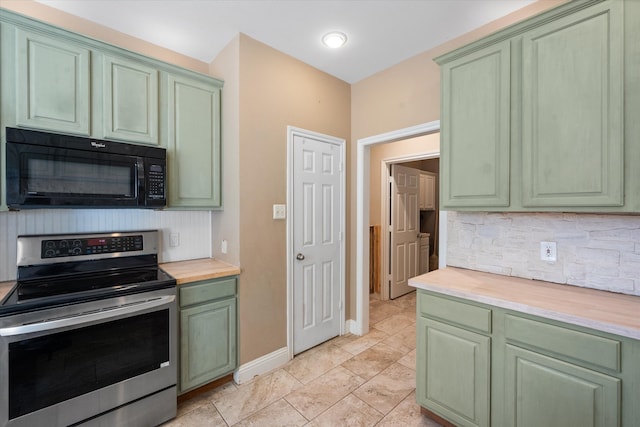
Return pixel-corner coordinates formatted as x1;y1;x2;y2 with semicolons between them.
0;295;175;337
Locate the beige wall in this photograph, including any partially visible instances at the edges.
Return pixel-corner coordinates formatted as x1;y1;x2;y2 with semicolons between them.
348;0;566;317
210;36;241;266
237;34;350;363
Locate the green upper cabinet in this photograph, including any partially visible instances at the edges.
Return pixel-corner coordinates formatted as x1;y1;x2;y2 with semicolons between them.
1;9;225;210
15;28;91;136
441;40;511;208
521;1;623;208
436;0;639;212
102;55;159;145
167;74;222;209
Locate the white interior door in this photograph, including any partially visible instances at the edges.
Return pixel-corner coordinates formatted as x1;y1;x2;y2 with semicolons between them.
292;133;343;354
390;164;419;299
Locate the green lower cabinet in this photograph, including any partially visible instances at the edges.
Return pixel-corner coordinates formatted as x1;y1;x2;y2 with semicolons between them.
504;345;620;427
179;277;237;394
416;289;639;426
417;318;490;427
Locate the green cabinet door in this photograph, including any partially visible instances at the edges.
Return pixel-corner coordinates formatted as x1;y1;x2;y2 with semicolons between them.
504;345;620;427
103;55;159;145
441;40;511;208
521;1;624;207
180;296;237;392
15;28;90;135
417;317;490;427
167;74;222;208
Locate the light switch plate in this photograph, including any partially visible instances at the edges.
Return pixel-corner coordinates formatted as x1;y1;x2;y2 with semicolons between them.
170;232;180;247
273;204;286;220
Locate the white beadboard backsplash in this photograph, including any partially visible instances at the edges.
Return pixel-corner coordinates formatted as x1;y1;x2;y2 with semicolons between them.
447;211;640;296
0;209;212;282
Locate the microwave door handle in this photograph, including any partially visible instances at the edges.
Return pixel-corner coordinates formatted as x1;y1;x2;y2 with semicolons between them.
0;295;175;337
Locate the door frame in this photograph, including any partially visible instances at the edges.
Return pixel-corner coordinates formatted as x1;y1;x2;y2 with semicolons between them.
381;154;439;301
286;126;346;360
355;120;443;335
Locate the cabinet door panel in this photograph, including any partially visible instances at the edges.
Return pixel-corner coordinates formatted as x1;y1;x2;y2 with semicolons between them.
521;2;623;207
417;318;490;427
15;29;90;135
167;75;221;208
103;56;159;144
441;40;510;208
419;173;436;211
505;345;620;427
180;297;236;392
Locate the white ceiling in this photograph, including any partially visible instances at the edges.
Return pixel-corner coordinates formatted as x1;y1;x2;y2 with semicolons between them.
35;0;536;83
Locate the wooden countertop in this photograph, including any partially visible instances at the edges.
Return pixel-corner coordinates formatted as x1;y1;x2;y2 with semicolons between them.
409;267;640;340
0;280;15;302
160;258;240;285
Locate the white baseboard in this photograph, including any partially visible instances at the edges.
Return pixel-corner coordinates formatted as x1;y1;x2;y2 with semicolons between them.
233;346;290;384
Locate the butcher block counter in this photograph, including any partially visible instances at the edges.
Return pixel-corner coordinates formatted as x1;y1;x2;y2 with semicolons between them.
160;258;240;285
0;280;15;302
409;267;640;339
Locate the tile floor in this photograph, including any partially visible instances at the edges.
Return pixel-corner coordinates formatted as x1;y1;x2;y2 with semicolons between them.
164;291;443;426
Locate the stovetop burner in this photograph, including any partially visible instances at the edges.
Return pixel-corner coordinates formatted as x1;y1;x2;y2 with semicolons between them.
17;267;165;301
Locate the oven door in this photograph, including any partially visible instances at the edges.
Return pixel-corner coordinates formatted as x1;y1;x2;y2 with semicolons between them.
6;141;143;208
0;287;177;427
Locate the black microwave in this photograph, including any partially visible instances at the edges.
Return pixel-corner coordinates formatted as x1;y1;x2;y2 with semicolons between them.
5;127;166;209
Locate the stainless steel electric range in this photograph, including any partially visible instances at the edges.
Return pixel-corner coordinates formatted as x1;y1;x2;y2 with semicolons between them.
0;230;177;427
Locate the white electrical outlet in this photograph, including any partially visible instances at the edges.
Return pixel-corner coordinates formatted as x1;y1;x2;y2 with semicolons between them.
273;204;286;220
221;239;228;254
170;232;180;247
540;241;557;262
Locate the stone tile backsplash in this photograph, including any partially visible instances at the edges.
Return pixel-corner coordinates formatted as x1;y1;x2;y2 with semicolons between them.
447;211;640;296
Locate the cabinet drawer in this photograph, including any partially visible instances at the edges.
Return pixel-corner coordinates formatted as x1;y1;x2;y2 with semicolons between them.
505;314;620;372
419;292;491;333
179;277;236;307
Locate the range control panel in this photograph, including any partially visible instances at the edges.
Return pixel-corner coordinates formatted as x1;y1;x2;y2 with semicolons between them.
41;235;143;258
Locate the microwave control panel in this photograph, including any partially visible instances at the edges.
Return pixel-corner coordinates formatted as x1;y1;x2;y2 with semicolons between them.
147;164;165;199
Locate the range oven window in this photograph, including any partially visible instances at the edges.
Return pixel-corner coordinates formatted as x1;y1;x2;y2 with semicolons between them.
25;153;135;198
8;309;170;420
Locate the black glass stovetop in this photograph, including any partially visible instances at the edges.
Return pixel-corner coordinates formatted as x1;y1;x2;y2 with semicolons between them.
0;259;175;317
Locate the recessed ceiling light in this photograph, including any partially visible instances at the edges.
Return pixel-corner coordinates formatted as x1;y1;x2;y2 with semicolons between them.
322;31;347;49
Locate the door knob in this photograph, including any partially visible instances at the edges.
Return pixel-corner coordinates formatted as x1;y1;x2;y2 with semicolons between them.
296;253;305;260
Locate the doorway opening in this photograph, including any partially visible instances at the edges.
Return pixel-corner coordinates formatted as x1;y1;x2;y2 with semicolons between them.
355;120;444;335
373;151;440;302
